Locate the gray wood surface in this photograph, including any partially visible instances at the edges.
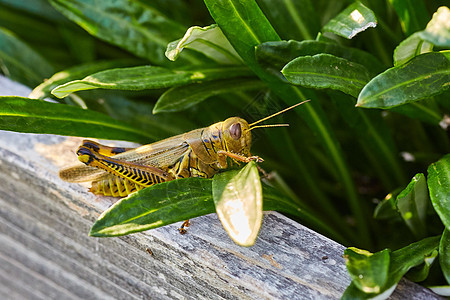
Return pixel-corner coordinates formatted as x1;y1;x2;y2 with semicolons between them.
0;76;442;299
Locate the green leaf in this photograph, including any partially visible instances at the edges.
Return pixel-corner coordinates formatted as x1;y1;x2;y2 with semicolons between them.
29;59;141;99
389;235;440;284
153;78;265;113
419;6;450;48
89;178;215;237
343;236;441;298
282;54;371;98
48;0;195;65
427;154;450;231
165;24;243;65
344;247;390;294
405;250;438;282
51;65;253;98
357;51;450;108
0;96;152;143
388;0;429;36
440;229;450;284
0;27;54;87
395;173;428;238
393;32;433;67
256;0;320;40
322;1;377;39
212;161;262;247
256;40;384;77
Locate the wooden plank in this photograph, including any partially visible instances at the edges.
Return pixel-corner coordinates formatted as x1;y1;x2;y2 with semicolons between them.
0;75;443;299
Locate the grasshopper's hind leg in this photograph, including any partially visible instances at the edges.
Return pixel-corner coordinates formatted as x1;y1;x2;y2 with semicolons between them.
77;146;174;188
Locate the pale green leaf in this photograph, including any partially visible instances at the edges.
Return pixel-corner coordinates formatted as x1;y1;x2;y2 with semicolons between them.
212;161;262;247
166;24;242;65
322;1;377;39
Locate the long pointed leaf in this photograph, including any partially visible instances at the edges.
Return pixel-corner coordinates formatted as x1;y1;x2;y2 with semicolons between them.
51;65;253;98
89;178;215;237
0;96;151;142
357;52;450;108
29;59;141;99
282;54;371;98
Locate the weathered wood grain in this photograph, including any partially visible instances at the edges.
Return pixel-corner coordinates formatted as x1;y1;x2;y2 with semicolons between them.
0;76;443;299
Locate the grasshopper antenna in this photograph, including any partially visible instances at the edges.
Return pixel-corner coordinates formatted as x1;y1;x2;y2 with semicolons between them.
249;124;289;131
249;100;310;128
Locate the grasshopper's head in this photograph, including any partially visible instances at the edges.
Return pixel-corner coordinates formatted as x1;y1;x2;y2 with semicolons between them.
222;117;252;156
221;100;311;159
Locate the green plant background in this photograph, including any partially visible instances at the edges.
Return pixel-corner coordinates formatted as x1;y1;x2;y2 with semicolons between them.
0;0;449;298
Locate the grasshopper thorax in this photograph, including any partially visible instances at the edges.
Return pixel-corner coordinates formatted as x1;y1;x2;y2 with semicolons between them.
221;117;252;157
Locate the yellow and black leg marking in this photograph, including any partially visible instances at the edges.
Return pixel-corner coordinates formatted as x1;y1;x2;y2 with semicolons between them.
77;146;173;188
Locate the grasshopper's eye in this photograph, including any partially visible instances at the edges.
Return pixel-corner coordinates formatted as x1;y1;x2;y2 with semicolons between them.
230;123;241;140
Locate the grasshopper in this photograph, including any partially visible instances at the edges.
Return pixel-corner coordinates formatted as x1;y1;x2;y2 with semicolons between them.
60;100;309;198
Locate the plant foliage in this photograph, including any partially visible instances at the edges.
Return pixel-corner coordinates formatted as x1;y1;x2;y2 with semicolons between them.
0;0;448;297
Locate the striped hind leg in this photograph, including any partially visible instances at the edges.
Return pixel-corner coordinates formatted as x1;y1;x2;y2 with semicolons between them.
76;145;173;188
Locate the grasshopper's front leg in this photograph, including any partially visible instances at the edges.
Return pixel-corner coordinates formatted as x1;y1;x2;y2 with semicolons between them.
217;150;264;165
77;146;173;187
